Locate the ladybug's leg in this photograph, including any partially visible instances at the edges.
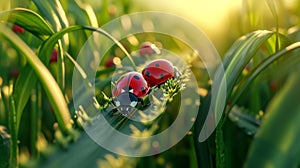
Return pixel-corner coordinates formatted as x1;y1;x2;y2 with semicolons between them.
140;97;151;109
128;111;136;119
110;108;121;116
173;66;181;78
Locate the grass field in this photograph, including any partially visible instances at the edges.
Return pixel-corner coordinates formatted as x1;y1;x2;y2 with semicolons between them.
0;0;300;167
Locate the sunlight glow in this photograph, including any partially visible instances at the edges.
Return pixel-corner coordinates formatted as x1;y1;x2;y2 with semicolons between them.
134;0;240;32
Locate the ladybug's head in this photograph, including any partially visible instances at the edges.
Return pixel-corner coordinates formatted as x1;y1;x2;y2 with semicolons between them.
113;92;139;116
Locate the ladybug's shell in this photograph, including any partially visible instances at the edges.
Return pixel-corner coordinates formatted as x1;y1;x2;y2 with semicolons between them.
113;72;149;98
142;59;175;87
139;42;156;56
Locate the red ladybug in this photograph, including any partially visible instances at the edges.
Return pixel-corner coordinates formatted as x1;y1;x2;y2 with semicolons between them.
104;57;115;68
12;24;25;34
142;59;175;87
50;50;58;63
113;72;150;116
139;42;160;56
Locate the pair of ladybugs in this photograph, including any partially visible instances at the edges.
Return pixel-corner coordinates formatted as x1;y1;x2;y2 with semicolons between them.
112;59;177;116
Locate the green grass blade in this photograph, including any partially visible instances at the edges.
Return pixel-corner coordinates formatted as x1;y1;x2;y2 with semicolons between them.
8;84;18;168
223;31;273;95
220;30;273;122
199;30;273;167
0;8;54;39
231;42;300;108
40;25;135;70
30;86;41;158
32;0;70;90
11;25;132;132
199;30;273;142
32;0;69;32
14;66;37;130
0;25;72;135
32;0;69;48
67;0;99;27
266;0;279;51
245;69;300;167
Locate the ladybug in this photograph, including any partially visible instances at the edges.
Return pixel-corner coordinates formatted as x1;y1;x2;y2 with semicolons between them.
12;24;25;34
49;49;58;63
113;72;150;116
142;59;176;87
104;56;115;68
139;42;160;56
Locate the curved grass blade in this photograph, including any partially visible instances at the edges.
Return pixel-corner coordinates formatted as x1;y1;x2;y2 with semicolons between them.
67;0;99;27
40;25;136;70
0;25;72;135
32;0;70;90
12;25;132;132
223;31;273;96
245;70;300;167
230;42;300;109
32;0;69;49
199;30;273;142
199;30;274;168
266;0;279;51
32;0;69;32
0;8;54;39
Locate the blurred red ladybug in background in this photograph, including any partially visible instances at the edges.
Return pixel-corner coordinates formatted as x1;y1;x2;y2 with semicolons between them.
50;50;58;63
139;42;160;56
12;24;25;34
105;57;115;68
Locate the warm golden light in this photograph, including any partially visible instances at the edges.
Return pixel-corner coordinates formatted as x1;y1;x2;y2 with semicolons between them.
134;0;240;31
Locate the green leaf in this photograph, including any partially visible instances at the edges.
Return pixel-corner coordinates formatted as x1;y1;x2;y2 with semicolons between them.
32;0;69;32
245;69;300;167
8;91;18;168
198;30;274;167
0;8;54;39
231;42;300;107
223;30;273;95
228;106;260;135
266;0;279;51
199;30;273;142
67;0;99;27
14;66;37;130
12;25;130;133
220;30;273;119
0;25;72;135
32;0;70;90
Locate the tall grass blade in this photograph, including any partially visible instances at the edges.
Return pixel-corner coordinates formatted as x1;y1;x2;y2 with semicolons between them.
0;8;54;39
0;25;72;135
245;69;300;167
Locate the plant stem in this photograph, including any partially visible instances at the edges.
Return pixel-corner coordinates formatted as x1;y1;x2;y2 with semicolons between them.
57;41;66;91
9;86;18;168
0;25;72;135
30;85;41;158
216;124;225;168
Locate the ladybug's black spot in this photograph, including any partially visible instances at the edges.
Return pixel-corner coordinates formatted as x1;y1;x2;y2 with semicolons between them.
145;71;150;77
160;74;164;79
155;63;160;67
133;75;140;80
141;87;146;93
